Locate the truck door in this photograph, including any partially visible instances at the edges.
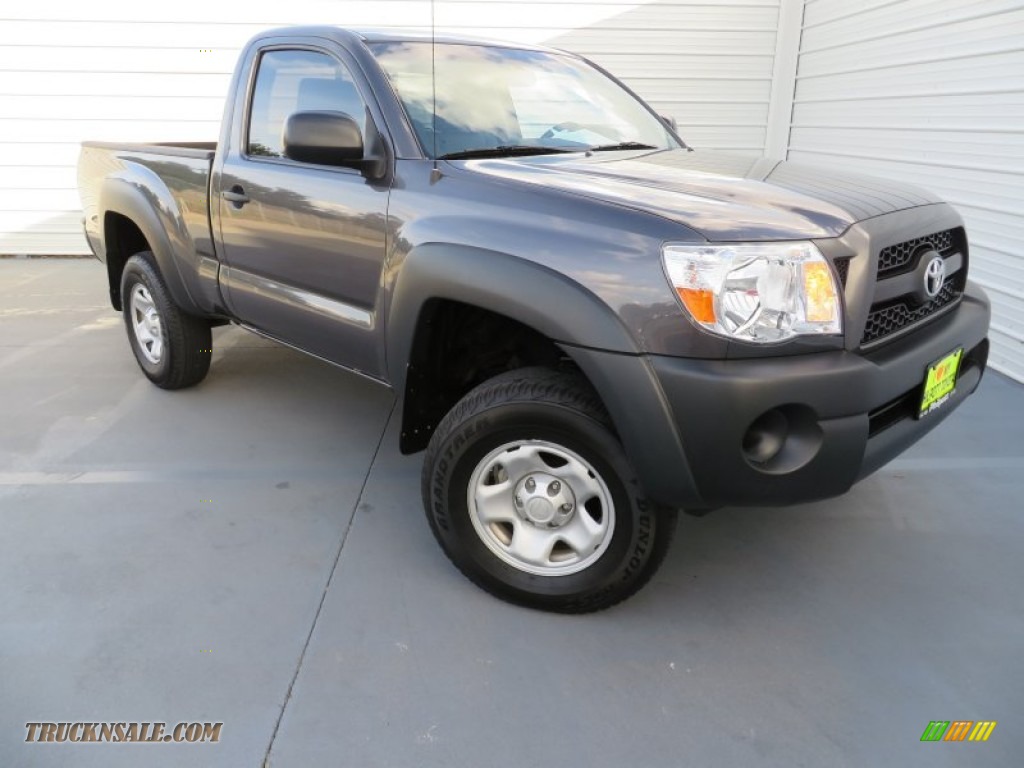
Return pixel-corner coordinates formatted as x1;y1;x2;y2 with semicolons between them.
216;47;389;379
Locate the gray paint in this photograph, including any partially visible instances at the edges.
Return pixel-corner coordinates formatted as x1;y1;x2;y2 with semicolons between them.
75;26;991;508
78;25;960;362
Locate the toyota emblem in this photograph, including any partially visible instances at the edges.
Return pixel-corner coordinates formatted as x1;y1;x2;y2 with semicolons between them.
923;256;946;299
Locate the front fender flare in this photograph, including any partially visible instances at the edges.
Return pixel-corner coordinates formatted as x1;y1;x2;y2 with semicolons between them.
385;244;639;387
386;244;697;507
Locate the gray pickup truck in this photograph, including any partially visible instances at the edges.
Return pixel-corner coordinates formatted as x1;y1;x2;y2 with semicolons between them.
78;26;991;612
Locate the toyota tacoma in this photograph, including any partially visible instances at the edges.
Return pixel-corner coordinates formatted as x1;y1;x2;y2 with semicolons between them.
77;27;991;612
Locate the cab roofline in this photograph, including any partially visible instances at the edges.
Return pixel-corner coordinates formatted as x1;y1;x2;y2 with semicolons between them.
252;25;571;55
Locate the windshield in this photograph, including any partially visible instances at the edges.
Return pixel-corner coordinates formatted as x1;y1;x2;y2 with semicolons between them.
368;42;681;159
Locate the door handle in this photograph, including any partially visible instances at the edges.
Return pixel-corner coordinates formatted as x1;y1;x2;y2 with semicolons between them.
222;186;250;207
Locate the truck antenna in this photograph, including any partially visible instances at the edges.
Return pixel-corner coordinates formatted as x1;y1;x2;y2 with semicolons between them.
431;0;438;171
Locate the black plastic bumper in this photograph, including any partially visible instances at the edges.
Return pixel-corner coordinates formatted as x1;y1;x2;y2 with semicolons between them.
647;284;991;508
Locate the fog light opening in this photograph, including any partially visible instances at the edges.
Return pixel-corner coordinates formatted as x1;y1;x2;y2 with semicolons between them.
742;409;788;466
742;404;824;474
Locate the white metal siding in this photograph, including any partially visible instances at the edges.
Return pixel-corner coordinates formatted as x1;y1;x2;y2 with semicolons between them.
788;0;1024;381
0;0;781;257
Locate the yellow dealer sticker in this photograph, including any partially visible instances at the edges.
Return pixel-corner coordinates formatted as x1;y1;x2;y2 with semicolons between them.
919;348;963;418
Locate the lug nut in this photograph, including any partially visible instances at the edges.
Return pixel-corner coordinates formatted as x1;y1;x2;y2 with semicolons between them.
561;503;572;512
548;480;561;495
525;477;536;492
514;495;523;507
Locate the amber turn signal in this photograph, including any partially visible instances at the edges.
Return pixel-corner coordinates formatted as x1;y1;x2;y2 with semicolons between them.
677;287;716;324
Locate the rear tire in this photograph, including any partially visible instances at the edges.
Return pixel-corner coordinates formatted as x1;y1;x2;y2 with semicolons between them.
422;367;677;613
120;252;211;389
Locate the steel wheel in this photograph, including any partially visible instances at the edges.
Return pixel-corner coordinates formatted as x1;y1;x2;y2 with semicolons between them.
129;283;163;364
424;367;677;612
120;253;211;389
467;439;616;576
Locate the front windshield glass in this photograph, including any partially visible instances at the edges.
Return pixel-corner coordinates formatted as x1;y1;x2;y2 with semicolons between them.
369;41;680;158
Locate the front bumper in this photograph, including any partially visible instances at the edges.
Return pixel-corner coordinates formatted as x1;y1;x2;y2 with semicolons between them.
649;283;991;508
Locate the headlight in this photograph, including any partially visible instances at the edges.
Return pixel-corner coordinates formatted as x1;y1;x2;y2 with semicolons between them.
662;241;842;343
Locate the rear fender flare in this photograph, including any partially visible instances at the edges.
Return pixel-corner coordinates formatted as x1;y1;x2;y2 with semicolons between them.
100;173;202;315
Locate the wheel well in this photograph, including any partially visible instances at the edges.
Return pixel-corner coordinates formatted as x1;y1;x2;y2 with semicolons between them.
400;300;571;453
103;213;150;310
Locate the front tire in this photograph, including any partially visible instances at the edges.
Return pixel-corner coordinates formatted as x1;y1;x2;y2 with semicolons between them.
422;367;676;613
120;252;211;389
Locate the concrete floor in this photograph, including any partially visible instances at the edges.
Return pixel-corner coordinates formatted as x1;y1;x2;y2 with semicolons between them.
1;259;1021;768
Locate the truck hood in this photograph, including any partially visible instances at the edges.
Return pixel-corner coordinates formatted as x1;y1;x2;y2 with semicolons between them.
459;149;942;241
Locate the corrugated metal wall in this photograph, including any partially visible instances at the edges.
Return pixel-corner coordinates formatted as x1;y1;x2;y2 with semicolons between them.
787;0;1024;380
0;0;781;256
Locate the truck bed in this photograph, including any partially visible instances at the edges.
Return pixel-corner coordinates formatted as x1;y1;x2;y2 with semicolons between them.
78;141;219;312
81;141;217;159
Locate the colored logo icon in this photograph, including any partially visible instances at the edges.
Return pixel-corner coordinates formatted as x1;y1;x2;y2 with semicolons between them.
920;720;997;742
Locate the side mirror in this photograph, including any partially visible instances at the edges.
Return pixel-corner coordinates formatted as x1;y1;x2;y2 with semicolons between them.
283;109;389;180
283;111;363;167
660;114;679;132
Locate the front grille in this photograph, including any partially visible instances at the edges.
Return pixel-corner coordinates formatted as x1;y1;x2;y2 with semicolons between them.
862;279;961;346
833;257;851;287
860;227;967;347
877;228;956;278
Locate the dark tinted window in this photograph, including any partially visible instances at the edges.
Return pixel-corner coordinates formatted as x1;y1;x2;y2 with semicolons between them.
247;49;366;159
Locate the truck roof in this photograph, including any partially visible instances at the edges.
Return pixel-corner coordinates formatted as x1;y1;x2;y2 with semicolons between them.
253;25;569;55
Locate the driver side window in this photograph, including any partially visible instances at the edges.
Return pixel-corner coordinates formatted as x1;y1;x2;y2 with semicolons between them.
247;49;367;159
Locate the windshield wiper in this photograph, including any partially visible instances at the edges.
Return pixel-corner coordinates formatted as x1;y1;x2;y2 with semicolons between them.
438;145;573;160
588;141;658;152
